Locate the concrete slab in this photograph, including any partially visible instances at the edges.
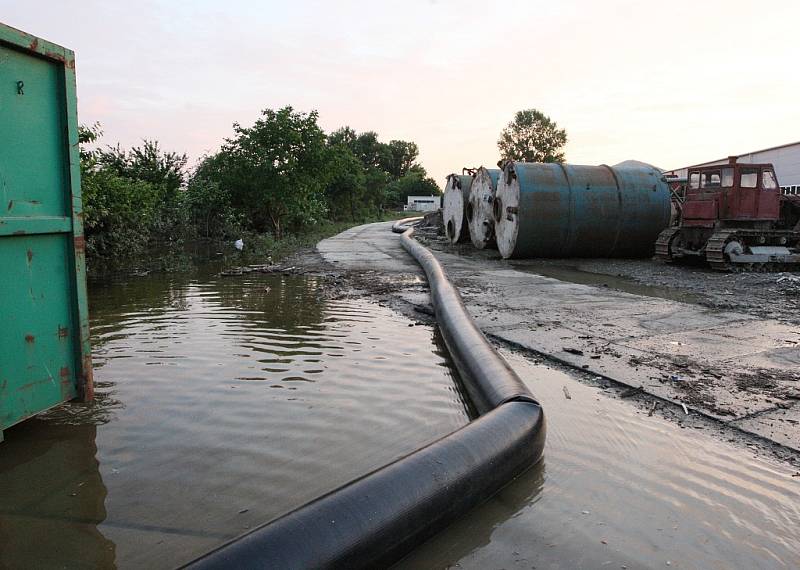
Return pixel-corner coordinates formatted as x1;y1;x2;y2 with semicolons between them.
731;404;800;452
731;346;800;370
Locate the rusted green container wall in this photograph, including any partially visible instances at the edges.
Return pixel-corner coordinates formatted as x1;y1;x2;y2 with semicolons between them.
0;23;92;442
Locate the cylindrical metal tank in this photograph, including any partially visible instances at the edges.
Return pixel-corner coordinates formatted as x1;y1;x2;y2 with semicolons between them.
442;173;473;244
494;162;671;259
467;167;501;249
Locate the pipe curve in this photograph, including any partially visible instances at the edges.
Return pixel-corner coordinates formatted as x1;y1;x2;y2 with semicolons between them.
185;221;545;570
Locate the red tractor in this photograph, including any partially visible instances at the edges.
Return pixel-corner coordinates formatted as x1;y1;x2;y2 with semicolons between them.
655;157;800;271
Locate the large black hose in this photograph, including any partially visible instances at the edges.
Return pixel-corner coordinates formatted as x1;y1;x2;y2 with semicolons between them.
393;220;536;414
185;220;545;570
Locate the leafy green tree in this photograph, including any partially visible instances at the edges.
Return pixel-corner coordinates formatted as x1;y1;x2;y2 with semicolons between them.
328;126;358;148
352;131;391;170
206;106;329;238
497;109;567;163
386;165;440;207
365;167;391;215
183;177;241;238
78;124;185;258
324;143;367;220
327;126;422;212
81;166;161;257
384;140;419;179
97;140;188;195
78;122;102;164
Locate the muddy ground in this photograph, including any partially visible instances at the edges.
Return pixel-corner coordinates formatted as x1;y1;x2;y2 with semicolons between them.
423;233;800;326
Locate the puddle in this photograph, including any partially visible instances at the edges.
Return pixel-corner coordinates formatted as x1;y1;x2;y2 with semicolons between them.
398;350;800;569
0;272;470;568
509;261;704;304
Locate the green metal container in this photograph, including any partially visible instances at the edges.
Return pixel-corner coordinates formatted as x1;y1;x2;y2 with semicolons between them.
0;23;92;442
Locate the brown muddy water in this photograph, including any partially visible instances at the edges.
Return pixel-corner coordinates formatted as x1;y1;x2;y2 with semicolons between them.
1;270;799;569
399;350;800;569
0;270;471;568
507;260;704;305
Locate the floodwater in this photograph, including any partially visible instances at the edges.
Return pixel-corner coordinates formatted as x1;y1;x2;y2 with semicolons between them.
0;270;471;568
398;350;800;569
2;269;799;569
508;260;704;305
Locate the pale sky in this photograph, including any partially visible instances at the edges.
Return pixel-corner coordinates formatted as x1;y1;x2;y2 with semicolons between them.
4;0;799;187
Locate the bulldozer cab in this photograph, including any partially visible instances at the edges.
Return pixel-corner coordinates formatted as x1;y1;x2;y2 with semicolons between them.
684;158;781;224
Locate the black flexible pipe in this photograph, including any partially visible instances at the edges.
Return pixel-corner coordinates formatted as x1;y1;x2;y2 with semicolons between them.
394;221;537;414
185;220;545;570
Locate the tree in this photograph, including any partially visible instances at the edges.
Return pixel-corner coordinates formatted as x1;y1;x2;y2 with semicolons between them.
81;165;162;258
78;124;184;258
384;140;419;179
204;106;329;238
324;143;367;220
497;109;567;164
352;131;391;170
97;140;188;195
386;165;440;208
183;177;241;238
328;126;358;148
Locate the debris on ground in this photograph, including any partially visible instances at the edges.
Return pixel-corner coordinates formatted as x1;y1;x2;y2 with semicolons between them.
620;386;643;399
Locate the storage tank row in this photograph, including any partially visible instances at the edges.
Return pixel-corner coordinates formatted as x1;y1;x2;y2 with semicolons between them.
442;161;671;259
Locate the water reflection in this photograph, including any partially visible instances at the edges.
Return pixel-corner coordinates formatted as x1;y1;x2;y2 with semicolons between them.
0;420;115;568
0;271;470;568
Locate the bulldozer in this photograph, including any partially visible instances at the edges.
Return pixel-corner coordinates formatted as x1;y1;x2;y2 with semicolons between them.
655;157;800;271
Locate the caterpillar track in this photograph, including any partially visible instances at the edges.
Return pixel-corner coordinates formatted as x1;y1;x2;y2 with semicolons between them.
705;229;800;272
654;227;680;262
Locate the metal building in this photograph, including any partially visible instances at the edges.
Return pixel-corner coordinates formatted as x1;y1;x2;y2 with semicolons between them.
664;141;800;196
404;195;442;212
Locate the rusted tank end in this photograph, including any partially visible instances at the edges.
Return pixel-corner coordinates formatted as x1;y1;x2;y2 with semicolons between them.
442;173;473;244
468;167;501;250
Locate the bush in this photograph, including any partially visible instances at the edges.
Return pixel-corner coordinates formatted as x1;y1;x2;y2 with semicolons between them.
81;168;161;258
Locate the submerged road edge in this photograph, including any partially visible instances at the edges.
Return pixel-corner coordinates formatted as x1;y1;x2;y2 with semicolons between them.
183;218;546;570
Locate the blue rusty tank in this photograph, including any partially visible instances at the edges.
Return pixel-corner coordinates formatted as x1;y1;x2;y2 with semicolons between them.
494;162;670;259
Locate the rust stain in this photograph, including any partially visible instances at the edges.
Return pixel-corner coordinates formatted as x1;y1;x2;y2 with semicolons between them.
74;235;86;254
27;249;33;264
58;325;69;338
24;334;35;344
81;354;95;402
29;38;38;50
42;51;75;69
60;366;70;380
